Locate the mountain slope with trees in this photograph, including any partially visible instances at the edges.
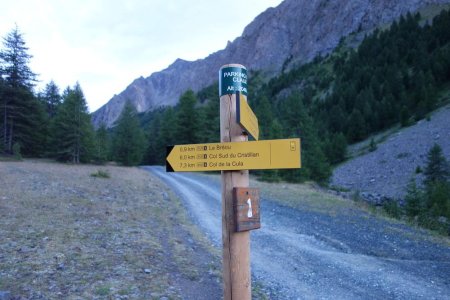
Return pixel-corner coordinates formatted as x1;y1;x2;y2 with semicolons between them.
92;0;450;128
142;8;450;184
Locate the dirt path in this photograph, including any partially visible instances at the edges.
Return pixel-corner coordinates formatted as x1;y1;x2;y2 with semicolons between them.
148;166;450;299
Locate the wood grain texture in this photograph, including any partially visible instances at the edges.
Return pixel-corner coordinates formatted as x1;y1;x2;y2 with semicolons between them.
220;64;251;300
234;187;261;232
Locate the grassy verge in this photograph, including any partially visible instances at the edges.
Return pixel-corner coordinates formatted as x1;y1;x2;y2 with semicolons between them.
0;160;221;299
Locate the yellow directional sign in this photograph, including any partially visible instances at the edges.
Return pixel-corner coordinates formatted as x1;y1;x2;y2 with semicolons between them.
166;138;300;172
236;92;259;140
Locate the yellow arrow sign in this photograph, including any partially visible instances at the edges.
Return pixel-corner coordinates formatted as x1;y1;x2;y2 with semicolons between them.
236;92;259;140
166;138;300;172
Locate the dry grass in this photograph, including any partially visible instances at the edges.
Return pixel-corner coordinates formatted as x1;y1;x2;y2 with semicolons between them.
0;160;221;299
195;172;354;216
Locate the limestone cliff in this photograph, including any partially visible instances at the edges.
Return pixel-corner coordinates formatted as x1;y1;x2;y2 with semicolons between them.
92;0;450;127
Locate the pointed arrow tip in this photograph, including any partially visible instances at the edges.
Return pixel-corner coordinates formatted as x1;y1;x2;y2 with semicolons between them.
166;145;175;172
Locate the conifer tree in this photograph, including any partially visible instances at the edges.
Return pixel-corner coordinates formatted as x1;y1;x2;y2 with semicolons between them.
156;107;176;163
175;90;200;144
254;95;273;139
0;25;43;155
94;124;109;164
423;143;450;224
405;177;425;218
199;98;220;142
346;109;366;142
111;101;145;166
144;111;162;164
41;80;61;118
424;143;449;185
51;83;95;163
325;132;347;164
278;94;331;182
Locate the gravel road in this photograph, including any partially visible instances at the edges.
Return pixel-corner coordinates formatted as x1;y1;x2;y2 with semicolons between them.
145;166;450;299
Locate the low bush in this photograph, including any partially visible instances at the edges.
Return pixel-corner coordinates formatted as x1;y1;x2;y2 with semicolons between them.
90;169;110;179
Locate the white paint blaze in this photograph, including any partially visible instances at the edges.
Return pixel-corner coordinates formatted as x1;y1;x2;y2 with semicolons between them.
247;198;253;218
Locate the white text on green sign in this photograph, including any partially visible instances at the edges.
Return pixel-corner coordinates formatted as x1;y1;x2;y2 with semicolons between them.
219;66;248;96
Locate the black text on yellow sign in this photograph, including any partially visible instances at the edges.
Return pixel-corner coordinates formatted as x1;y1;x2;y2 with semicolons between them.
236;92;259;140
166;138;301;172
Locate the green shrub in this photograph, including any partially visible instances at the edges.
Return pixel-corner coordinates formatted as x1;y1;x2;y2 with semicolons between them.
405;178;425;218
369;138;377;152
90;170;110;179
383;200;402;219
415;166;422;174
13;143;22;160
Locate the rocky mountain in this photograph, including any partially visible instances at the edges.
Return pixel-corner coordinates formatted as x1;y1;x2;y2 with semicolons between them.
92;0;450;127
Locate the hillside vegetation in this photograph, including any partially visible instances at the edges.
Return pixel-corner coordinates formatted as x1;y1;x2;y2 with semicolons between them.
142;9;450;183
1;8;450;186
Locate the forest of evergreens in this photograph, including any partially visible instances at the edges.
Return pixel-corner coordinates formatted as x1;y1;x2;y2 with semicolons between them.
144;9;450;183
1;10;450;184
0;26;144;166
1;9;449;234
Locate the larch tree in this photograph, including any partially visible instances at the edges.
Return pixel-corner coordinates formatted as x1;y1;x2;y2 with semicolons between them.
174;90;200;144
424;143;450;186
0;25;44;155
50;83;95;163
94;123;109;164
111;101;145;166
41;80;61;118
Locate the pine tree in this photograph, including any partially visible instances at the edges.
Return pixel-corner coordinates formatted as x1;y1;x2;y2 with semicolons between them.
41;80;61;118
154;107;177;164
0;25;36;88
325;132;347;164
346;109;366;142
405;177;425;218
94;124;109;164
51;83;95;163
254;95;273;139
424;143;450;186
175;90;200;144
0;25;43;155
427;181;450;219
422;143;450;224
278;94;331;183
111;101;145;166
199;98;220;142
144;111;162;164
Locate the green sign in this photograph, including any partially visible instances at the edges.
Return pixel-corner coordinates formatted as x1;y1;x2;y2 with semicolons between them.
219;66;248;96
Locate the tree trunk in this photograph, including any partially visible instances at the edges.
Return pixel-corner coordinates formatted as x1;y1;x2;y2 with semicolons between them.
3;102;7;152
7;118;13;153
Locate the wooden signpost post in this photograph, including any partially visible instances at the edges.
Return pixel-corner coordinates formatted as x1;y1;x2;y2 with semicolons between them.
166;64;301;300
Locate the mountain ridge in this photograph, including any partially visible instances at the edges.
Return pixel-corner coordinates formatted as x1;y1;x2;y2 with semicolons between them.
92;0;450;127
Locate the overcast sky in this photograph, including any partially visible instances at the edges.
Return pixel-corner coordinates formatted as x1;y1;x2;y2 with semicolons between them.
0;0;283;112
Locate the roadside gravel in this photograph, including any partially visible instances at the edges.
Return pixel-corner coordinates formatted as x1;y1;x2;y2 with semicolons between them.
148;166;450;299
